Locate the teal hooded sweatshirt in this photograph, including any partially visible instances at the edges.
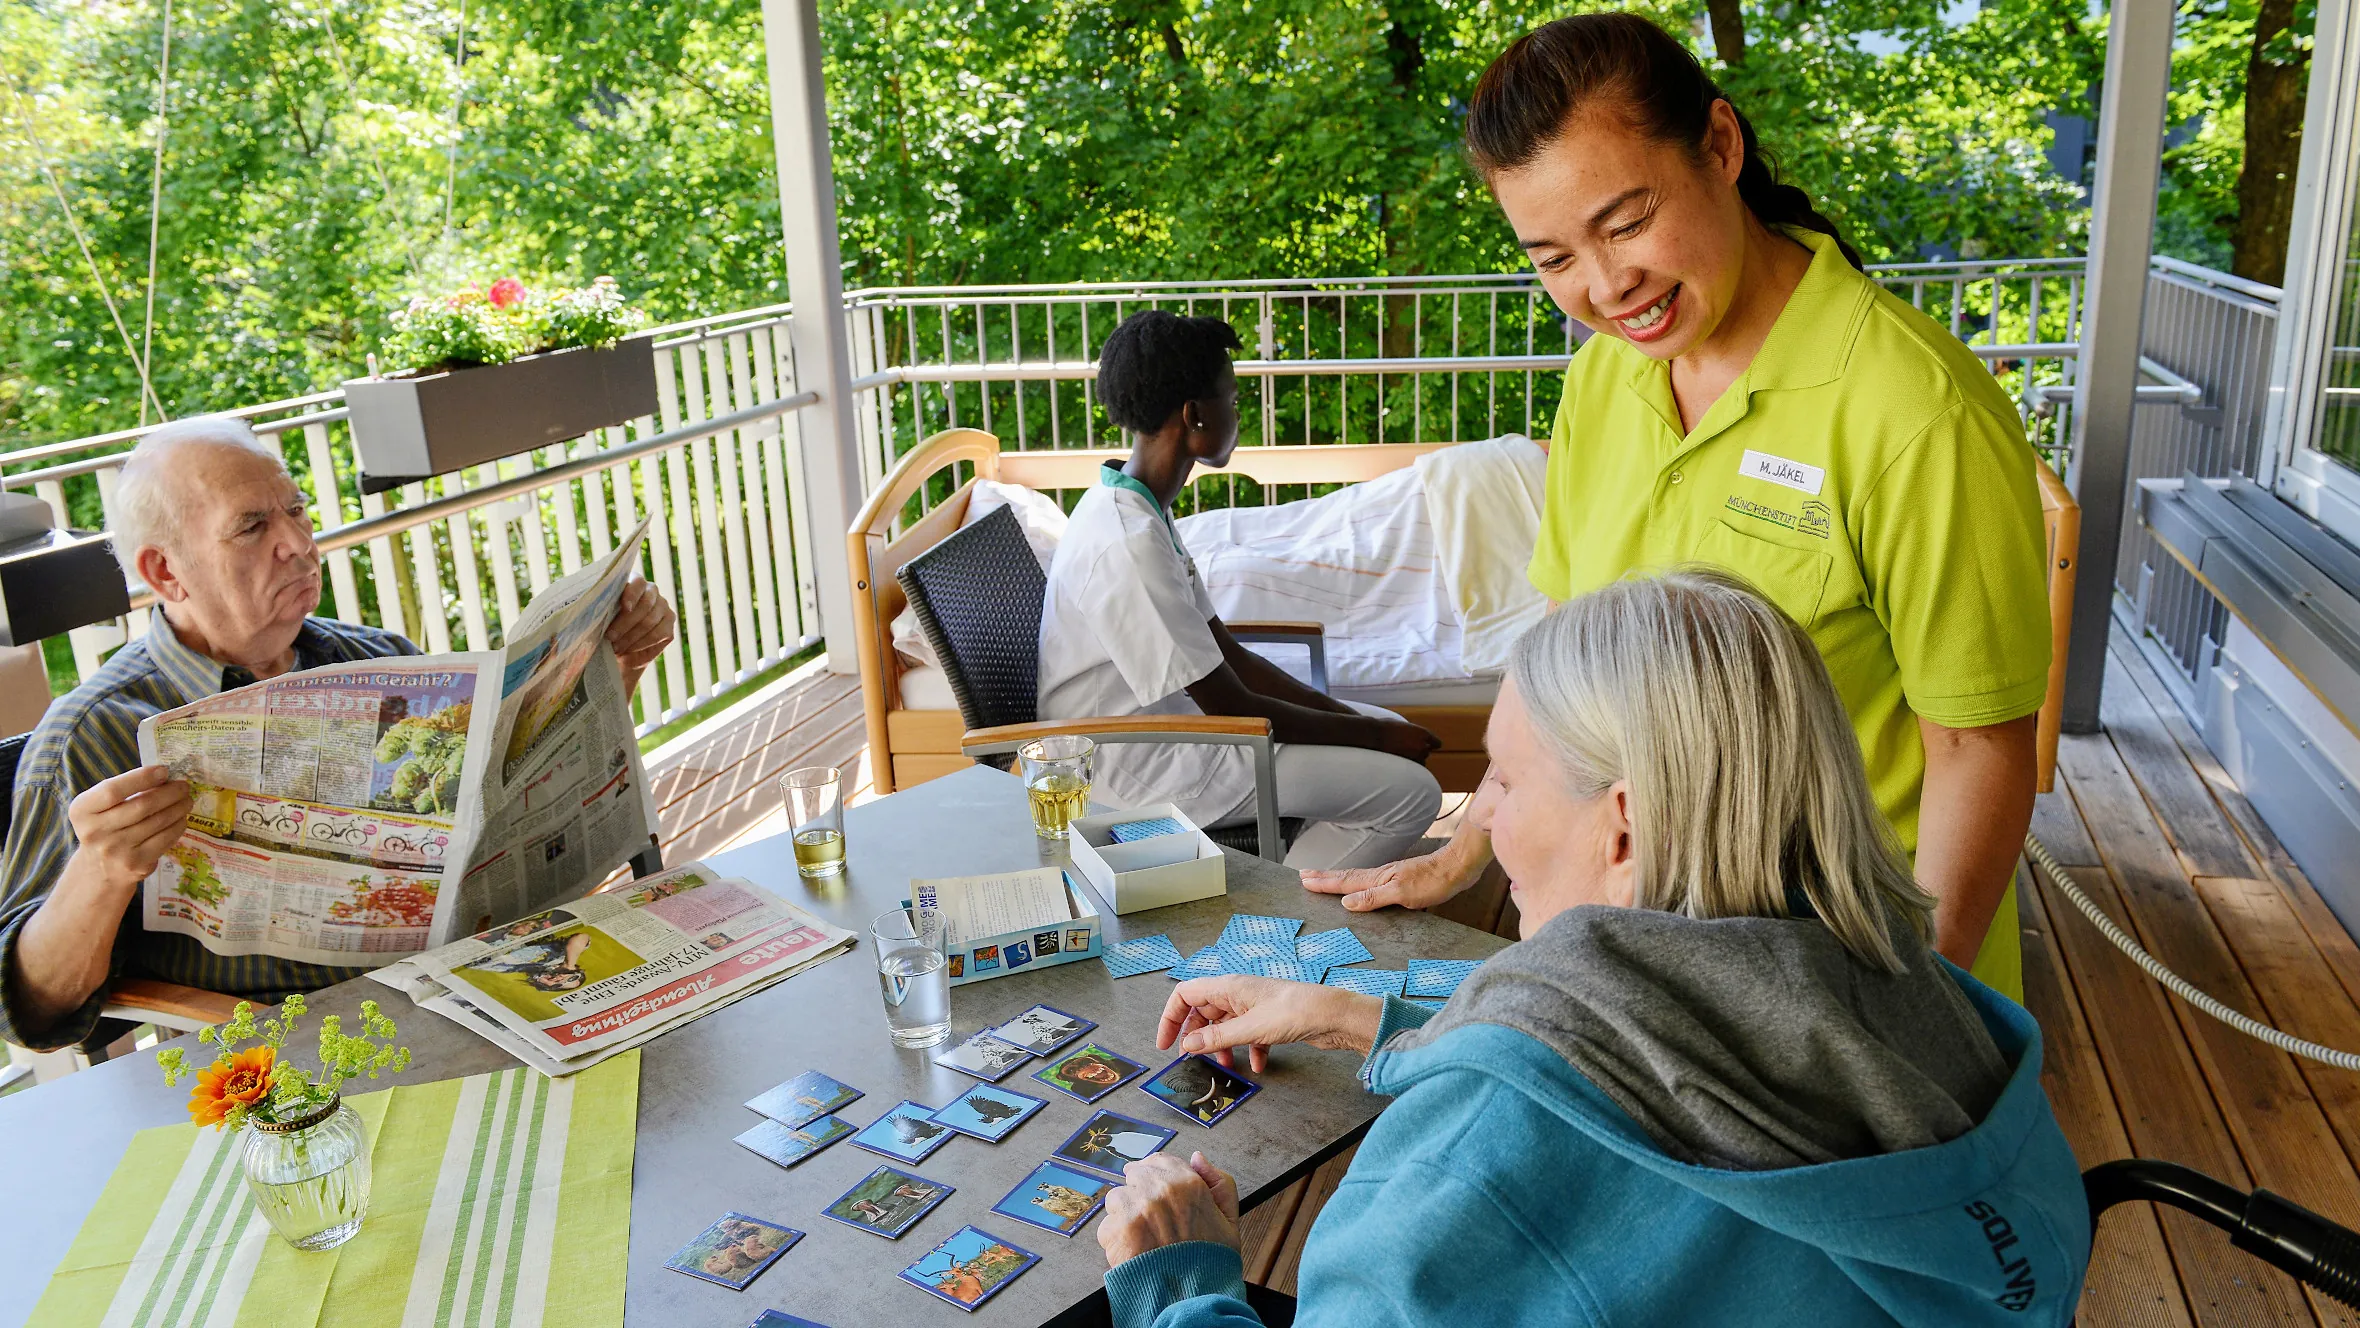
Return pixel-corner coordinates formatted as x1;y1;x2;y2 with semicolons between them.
1104;906;2090;1327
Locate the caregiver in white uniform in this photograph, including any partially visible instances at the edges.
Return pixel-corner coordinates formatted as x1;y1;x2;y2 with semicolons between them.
1037;311;1445;871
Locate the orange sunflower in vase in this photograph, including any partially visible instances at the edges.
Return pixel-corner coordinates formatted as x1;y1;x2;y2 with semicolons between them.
188;1044;277;1127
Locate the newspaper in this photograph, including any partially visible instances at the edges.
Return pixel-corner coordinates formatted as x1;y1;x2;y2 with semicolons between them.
137;519;664;967
369;860;856;1075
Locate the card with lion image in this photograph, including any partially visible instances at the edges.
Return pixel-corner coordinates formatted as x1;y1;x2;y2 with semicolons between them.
664;1211;802;1289
991;1161;1113;1236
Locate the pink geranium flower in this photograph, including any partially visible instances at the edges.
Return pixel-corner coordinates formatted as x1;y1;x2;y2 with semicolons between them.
488;277;525;309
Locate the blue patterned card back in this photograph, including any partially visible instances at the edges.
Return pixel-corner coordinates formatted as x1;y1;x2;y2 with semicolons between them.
1294;928;1372;970
1169;946;1232;981
1322;967;1407;997
1218;914;1304;949
1109;816;1187;843
1103;934;1185;978
1406;959;1483;998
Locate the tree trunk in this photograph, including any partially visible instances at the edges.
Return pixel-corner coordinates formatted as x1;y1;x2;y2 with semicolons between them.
2231;0;2307;284
1706;0;1746;66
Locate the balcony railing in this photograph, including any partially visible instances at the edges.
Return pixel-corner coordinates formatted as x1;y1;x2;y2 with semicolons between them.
0;254;2274;738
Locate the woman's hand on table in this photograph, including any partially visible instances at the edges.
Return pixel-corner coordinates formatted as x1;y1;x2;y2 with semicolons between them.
1301;766;1501;911
1159;975;1384;1074
1099;1152;1241;1268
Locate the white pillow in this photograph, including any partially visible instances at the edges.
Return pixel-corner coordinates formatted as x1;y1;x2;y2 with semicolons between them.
889;479;1068;671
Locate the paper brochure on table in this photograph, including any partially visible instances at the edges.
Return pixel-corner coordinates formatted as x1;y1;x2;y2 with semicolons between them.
370;859;856;1075
136;519;665;967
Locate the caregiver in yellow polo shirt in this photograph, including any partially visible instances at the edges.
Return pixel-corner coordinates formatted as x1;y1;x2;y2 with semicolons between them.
1303;12;2049;999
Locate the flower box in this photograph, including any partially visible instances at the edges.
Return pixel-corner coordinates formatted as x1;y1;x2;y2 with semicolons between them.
341;337;657;494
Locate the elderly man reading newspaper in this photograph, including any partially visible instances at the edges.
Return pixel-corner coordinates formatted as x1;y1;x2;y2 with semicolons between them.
0;416;678;1052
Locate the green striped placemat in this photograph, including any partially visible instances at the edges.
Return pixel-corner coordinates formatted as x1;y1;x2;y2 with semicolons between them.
30;1050;639;1328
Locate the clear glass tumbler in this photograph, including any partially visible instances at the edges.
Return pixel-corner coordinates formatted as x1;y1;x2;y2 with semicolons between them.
1020;735;1094;840
780;765;846;878
873;907;952;1048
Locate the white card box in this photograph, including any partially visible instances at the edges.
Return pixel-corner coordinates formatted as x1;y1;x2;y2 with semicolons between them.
1067;802;1228;915
917;867;1105;988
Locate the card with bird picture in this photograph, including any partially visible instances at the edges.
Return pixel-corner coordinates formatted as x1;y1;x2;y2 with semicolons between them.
988;1003;1096;1056
930;1081;1047;1142
1051;1109;1176;1180
849;1099;954;1164
932;1030;1033;1082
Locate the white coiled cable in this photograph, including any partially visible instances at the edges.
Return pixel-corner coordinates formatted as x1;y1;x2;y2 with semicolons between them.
2025;833;2360;1071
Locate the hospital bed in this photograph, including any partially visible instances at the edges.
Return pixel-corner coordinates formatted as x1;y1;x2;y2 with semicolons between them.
848;428;2080;798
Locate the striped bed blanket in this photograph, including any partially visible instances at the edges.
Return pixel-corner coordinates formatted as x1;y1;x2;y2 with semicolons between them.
30;1052;637;1328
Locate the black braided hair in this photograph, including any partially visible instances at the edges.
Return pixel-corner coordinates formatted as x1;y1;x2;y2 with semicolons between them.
1464;13;1864;271
1097;310;1244;434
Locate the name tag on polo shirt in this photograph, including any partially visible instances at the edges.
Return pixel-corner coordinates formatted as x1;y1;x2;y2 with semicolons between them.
1738;449;1825;496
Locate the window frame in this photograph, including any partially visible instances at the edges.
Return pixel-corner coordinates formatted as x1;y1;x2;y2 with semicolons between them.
2264;0;2360;541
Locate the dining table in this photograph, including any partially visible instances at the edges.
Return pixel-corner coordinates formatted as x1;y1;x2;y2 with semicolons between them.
0;763;1511;1327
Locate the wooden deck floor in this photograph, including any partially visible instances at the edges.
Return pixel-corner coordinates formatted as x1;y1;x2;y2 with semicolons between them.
647;636;2360;1324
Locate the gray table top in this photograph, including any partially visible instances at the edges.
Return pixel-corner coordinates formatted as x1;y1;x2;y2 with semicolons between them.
0;764;1507;1328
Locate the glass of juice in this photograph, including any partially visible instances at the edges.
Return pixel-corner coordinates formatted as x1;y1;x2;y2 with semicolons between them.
1019;735;1093;840
780;765;846;877
873;906;951;1048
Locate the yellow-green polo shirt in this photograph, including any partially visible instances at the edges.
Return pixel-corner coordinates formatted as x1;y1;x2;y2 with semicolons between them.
1527;229;2051;1000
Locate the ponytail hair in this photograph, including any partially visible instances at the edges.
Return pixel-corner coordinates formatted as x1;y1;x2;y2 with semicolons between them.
1465;13;1864;271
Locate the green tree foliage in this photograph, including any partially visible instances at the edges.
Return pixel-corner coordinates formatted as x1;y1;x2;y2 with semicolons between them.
0;0;2259;456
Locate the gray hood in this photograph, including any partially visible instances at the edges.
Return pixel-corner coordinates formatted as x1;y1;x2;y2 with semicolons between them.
1386;904;2009;1171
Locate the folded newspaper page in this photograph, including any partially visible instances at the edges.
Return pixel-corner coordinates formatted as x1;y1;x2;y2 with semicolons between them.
370;860;856;1075
137;519;664;966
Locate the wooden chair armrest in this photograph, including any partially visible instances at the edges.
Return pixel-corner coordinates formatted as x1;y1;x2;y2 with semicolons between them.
962;716;1272;751
1225;621;1326;638
102;979;259;1033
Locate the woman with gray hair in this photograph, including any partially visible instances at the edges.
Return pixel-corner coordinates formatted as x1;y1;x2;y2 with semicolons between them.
1095;570;2089;1327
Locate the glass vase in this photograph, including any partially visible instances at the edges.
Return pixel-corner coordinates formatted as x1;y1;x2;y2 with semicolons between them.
243;1096;372;1251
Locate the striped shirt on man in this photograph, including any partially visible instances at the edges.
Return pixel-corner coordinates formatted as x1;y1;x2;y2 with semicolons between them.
0;608;417;1050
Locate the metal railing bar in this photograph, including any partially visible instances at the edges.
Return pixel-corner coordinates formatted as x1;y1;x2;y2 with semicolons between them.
2147;255;2283;303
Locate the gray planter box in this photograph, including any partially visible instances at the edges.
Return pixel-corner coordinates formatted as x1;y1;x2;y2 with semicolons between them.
342;337;658;494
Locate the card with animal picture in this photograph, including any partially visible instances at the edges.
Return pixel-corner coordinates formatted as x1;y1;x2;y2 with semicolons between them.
823;1165;955;1240
665;1211;803;1290
748;1314;832;1328
734;1115;852;1169
897;1224;1040;1312
744;1069;861;1128
991;1161;1114;1237
1052;1109;1177;1180
1140;1053;1260;1127
1032;1042;1148;1103
850;1099;954;1164
989;1003;1096;1056
932;1030;1032;1082
931;1081;1047;1142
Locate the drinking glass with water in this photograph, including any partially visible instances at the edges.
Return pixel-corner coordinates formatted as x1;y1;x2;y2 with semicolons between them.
1020;735;1093;840
873;907;952;1049
780;765;846;878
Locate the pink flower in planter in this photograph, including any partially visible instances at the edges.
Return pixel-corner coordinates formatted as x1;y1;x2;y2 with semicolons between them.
488;277;526;309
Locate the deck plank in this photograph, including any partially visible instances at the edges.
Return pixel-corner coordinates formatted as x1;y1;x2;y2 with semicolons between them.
662;706;868;864
2097;651;2255;879
2018;855;2197;1328
1239;1177;1310;1286
650;672;861;816
1260;1145;1355;1297
2059;736;2348;1325
657;686;869;848
2105;637;2360;1018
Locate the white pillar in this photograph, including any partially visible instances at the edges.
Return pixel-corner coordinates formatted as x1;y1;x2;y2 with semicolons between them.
760;0;864;672
2063;0;2177;732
